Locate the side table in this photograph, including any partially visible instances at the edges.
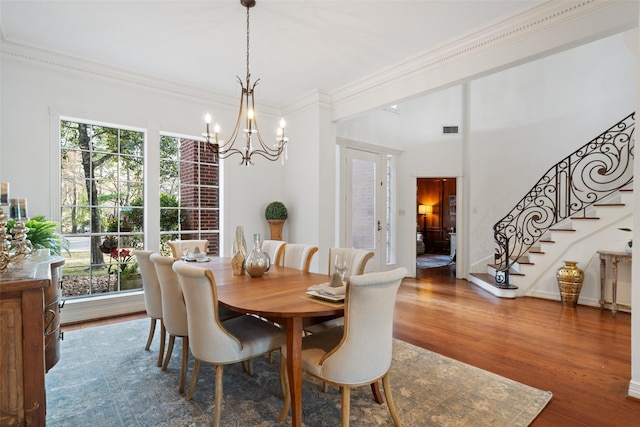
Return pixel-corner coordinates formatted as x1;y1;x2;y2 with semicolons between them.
597;250;632;316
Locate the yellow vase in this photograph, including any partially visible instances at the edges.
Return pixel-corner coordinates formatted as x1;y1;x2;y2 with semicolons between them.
556;261;584;308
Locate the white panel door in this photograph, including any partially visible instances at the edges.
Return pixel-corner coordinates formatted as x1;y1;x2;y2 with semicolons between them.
344;147;387;272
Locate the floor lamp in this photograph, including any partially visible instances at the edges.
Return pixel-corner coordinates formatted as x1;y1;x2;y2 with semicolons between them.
418;204;432;234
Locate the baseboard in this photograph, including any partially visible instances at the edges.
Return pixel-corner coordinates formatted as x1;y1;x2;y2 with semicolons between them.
628;379;640;399
60;291;145;325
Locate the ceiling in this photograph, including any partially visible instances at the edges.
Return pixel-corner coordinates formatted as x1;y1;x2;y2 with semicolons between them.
0;0;545;107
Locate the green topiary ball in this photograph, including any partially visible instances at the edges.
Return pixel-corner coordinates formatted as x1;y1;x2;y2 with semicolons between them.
265;201;288;220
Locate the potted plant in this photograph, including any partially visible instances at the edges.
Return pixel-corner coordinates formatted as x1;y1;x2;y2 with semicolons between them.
265;201;288;241
6;214;69;255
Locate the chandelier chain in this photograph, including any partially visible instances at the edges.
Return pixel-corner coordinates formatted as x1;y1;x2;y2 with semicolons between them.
246;5;250;82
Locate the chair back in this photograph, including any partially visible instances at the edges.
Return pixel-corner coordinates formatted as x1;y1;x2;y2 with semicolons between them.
282;243;318;273
167;240;209;258
261;240;286;266
319;267;407;384
150;253;188;337
328;248;375;278
172;262;243;363
133;250;162;319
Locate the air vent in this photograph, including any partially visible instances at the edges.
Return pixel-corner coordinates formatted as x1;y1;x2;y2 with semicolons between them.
442;125;459;134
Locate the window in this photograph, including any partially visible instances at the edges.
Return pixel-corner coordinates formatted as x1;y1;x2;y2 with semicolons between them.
159;136;220;254
59;120;144;298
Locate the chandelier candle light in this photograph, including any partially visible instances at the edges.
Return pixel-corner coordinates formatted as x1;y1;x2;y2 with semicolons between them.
202;0;289;166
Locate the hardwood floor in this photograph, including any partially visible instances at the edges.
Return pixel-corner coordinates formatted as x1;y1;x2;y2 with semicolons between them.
63;263;639;426
408;264;638;426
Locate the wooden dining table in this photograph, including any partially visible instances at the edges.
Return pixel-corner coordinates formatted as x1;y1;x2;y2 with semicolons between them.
196;257;343;427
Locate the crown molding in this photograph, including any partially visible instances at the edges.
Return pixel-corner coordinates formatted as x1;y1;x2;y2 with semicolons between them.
330;0;638;122
0;40;283;117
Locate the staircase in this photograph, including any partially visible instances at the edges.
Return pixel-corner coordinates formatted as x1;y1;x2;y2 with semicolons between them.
470;113;635;298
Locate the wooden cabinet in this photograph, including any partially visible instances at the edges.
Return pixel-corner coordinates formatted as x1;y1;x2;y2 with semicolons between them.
0;262;52;426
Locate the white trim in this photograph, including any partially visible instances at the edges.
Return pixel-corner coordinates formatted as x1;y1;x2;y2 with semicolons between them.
60;292;146;325
629;379;640;399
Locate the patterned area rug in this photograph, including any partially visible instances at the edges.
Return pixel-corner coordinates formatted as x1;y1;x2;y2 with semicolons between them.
46;318;551;426
416;254;454;269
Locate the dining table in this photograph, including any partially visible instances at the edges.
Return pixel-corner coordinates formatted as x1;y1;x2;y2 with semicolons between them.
194;256;343;427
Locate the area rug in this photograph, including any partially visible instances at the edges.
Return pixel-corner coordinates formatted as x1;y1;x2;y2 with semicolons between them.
46;319;551;426
416;254;453;269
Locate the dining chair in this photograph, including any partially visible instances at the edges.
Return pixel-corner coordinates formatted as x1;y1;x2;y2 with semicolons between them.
261;239;286;267
304;248;375;337
173;262;287;427
328;247;375;278
132;250;166;368
167;239;208;259
279;267;407;426
282;243;318;273
149;253;190;394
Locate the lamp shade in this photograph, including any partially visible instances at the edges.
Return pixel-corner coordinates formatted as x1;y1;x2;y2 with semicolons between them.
418;204;432;215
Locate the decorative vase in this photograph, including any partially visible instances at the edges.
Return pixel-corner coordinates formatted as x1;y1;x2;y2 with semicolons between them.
231;226;247;276
556;261;584;308
245;233;268;278
268;219;285;241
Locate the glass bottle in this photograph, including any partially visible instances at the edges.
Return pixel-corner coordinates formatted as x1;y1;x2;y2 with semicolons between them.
231;226;247;275
245;233;268;278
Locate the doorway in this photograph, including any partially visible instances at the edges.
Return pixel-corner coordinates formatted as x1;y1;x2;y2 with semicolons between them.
416;178;456;275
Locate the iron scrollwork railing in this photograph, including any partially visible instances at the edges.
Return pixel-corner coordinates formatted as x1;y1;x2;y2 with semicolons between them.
493;112;635;287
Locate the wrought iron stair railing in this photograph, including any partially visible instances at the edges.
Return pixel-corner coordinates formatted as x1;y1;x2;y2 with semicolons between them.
493;112;635;287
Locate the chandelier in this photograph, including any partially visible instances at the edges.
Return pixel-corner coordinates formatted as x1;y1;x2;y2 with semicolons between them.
202;0;289;166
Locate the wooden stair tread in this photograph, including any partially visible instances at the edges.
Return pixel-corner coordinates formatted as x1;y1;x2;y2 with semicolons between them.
549;228;575;232
470;273;518;289
593;203;625;207
570;216;600;220
528;249;545;254
539;239;555;243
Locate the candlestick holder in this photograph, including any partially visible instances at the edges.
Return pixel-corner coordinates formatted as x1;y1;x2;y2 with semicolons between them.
0;209;31;272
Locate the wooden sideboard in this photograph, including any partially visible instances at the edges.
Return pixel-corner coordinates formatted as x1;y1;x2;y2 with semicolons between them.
0;259;62;426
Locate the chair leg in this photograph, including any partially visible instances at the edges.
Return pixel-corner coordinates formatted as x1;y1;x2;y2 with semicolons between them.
145;317;156;350
323;382;329;393
213;364;224;427
185;359;201;401
179;336;189;394
382;373;402;426
341;386;351;427
162;335;176;371
279;354;290;422
370;381;384;404
157;320;166;368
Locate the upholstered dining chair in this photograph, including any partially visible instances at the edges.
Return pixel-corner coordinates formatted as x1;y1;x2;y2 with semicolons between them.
328;247;375;278
282;243;318;273
279;267;407;426
149;253;190;394
305;247;375;336
167;239;208;259
132;250;166;367
173;262;287;427
261;239;286;267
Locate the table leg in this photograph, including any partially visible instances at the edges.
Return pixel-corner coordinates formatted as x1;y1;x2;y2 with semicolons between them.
599;257;605;311
285;317;303;427
611;261;619;316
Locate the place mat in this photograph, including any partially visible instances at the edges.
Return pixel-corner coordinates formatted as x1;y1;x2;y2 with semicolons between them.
300;294;344;308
